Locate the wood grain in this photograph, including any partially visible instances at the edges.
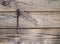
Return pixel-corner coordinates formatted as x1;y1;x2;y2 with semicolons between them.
19;12;60;28
0;0;60;11
0;0;60;44
0;29;60;39
17;0;60;11
0;12;16;28
0;12;60;28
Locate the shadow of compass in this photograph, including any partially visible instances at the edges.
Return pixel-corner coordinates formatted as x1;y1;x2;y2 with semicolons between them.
0;11;37;28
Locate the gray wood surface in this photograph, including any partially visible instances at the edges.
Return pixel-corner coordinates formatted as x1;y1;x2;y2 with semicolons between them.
0;29;60;38
19;12;60;28
0;0;60;11
0;0;60;43
0;12;60;28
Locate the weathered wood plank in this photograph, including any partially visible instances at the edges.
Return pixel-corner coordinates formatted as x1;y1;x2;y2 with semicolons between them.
0;29;60;35
0;0;60;11
0;12;60;28
18;29;60;36
0;29;60;38
0;29;17;34
17;0;60;11
19;12;60;28
0;12;17;28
